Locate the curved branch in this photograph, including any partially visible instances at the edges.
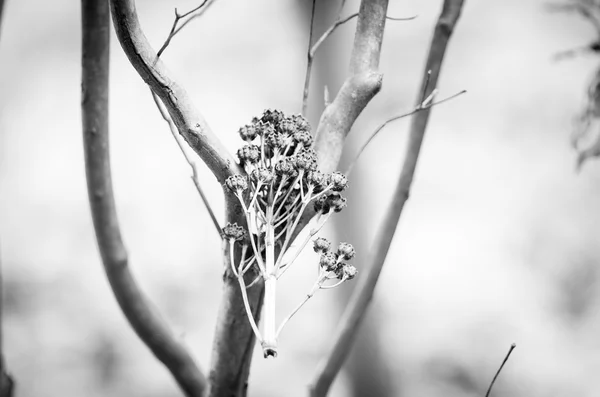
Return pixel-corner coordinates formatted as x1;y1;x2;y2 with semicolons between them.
109;0;241;184
309;1;465;395
82;1;207;395
313;0;388;175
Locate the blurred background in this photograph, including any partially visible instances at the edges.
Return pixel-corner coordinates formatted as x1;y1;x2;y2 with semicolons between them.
2;0;600;396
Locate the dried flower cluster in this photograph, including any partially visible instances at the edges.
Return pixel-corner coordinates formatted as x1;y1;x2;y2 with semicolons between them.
221;109;357;357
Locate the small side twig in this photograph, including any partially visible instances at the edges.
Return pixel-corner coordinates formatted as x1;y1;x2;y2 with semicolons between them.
151;92;221;234
156;0;215;58
309;1;465;396
485;343;516;397
302;1;416;115
345;88;466;176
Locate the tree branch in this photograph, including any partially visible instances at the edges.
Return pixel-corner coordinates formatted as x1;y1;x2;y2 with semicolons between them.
0;252;14;397
82;1;207;395
485;344;516;397
309;1;465;395
314;0;388;175
0;3;15;396
109;0;241;184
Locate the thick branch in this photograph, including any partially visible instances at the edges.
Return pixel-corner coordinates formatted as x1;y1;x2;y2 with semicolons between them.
109;0;241;184
206;196;264;397
314;0;388;175
0;3;15;397
309;1;465;396
0;255;14;397
82;1;207;395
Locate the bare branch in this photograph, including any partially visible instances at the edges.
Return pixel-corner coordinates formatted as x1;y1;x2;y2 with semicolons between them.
302;2;416;116
151;92;221;234
309;1;465;395
346;89;467;176
313;0;388;175
485;344;516;397
82;1;207;395
0;249;14;397
109;0;241;185
156;0;216;58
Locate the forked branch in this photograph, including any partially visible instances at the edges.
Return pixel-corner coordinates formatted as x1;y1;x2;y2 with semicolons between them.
109;0;241;184
309;1;465;395
82;1;207;395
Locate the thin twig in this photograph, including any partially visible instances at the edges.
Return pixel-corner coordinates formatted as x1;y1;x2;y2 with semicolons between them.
485;343;516;397
309;1;465;396
156;0;212;58
109;0;241;185
84;1;207;396
151;92;221;234
302;4;416;115
345;89;467;176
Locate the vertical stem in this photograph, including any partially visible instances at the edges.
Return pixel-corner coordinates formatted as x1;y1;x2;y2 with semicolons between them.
262;275;277;357
262;204;278;357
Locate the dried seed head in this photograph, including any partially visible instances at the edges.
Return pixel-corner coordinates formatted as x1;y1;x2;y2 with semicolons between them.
290;114;311;132
313;237;331;253
275;158;297;177
238;124;258;142
293;130;313;148
337;242;355;260
306;171;326;192
328;172;349;192
225;175;248;193
319;252;338;272
327;194;347;213
342;264;357;280
251;167;275;184
237;144;260;165
294;149;318;171
265;132;285;149
221;222;247;241
314;194;330;214
261;109;285;126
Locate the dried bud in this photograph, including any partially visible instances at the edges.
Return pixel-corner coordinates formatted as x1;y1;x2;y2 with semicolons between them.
238;124;258;142
342;264;357;280
237;144;260;165
313;237;331;253
221;222;247;241
290;114;310;132
327;194;347;213
261;109;284;126
294;149;317;171
313;195;331;214
293;130;313;148
265;132;285;149
337;242;355;260
319;252;338;272
225;175;248;193
328;172;349;192
254;121;275;137
251;167;275;184
279;118;297;136
306;171;326;191
275;158;297;177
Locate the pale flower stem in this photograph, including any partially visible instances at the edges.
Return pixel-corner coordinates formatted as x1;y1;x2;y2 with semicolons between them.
261;205;278;356
237;196;266;274
276;278;322;338
274;200;310;268
237;273;263;343
229;241;238;277
277;214;329;279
